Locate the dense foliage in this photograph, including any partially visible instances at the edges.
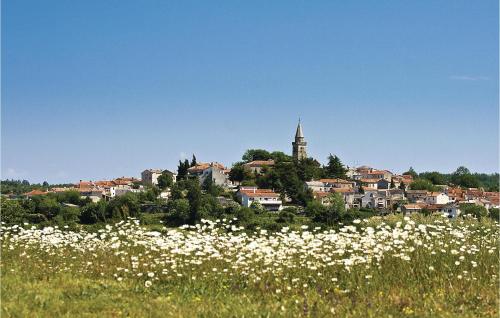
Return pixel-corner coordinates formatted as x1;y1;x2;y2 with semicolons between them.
410;166;498;191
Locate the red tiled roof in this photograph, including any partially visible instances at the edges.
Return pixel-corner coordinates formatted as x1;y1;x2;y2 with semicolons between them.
313;191;329;198
188;162;226;173
427;192;445;197
24;190;50;196
359;178;380;183
330;188;354;193
244;192;280;198
367;170;392;175
240;188;275;195
319;178;352;184
244;160;275;167
78;181;94;187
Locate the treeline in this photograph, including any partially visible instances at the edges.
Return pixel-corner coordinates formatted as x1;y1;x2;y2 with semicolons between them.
0;179;73;195
404;167;499;192
1;188;162;227
1;176;376;231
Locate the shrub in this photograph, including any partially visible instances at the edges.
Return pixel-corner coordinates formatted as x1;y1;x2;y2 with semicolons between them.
277;210;295;224
489;208;499;221
460;204;488;220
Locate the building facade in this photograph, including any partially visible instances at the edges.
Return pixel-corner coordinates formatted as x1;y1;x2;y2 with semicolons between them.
141;169;163;186
292;121;307;161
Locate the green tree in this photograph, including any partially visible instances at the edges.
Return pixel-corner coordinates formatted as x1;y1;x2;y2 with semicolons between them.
307;194;346;226
324;154;347;179
409;179;438;192
272;162;312;205
305;200;327;219
55;190;82;205
296;158;323;181
249;201;265;214
106;193;140;220
403;167;418;179
186;179;202;224
277;208;296;224
177;159;190;180
460;203;488;220
190;154;197;167
80;201;107;224
55;206;80;226
157;171;174;190
199;195;224;218
228;162;253;183
166;199;191;225
489;208;499;221
242;149;272;162
270;151;293;163
1;199;26;224
451;167;480;188
234;207;256;227
35;196;60;220
419;171;448;185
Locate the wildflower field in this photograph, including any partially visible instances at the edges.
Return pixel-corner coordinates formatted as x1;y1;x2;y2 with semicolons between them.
1;215;498;317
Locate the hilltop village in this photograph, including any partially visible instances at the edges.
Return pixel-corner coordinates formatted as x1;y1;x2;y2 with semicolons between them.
3;122;499;227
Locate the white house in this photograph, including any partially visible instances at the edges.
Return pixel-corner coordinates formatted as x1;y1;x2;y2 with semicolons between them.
306;179;355;192
238;187;282;211
442;203;461;218
424;192;450;205
360;179;379;190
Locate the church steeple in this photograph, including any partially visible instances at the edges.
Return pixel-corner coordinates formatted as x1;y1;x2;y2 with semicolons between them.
295;120;304;139
292;120;307;161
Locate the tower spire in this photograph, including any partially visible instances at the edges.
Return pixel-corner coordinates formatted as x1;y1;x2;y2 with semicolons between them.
292;120;307;160
295;120;304;139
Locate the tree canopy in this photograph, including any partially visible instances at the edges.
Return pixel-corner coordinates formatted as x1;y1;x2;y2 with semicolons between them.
324;154;347;179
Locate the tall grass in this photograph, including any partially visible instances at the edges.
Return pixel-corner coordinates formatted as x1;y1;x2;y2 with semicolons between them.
1;215;498;317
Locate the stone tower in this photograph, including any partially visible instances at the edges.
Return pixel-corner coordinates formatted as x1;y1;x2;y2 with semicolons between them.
292;120;307;161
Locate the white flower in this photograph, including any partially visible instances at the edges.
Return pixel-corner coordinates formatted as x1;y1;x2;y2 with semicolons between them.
145;280;152;288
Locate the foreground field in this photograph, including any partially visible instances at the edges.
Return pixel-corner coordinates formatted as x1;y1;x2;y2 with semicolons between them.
1;215;498;317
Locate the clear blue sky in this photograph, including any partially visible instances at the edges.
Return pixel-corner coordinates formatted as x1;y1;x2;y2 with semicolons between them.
2;0;498;183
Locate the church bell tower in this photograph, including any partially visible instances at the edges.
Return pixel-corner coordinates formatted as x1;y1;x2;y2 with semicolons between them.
292;120;307;161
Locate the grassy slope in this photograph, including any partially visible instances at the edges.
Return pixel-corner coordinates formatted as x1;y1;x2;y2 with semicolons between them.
1;217;498;317
2;272;496;317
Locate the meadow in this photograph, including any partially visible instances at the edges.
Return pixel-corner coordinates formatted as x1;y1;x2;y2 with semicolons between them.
1;215;498;317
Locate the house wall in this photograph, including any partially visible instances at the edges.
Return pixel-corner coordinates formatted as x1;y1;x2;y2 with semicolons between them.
141;170;161;186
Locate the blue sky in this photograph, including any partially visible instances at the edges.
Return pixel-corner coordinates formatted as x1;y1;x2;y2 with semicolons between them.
2;0;498;183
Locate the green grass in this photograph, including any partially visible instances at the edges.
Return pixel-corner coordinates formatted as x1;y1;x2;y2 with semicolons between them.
1;215;498;317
